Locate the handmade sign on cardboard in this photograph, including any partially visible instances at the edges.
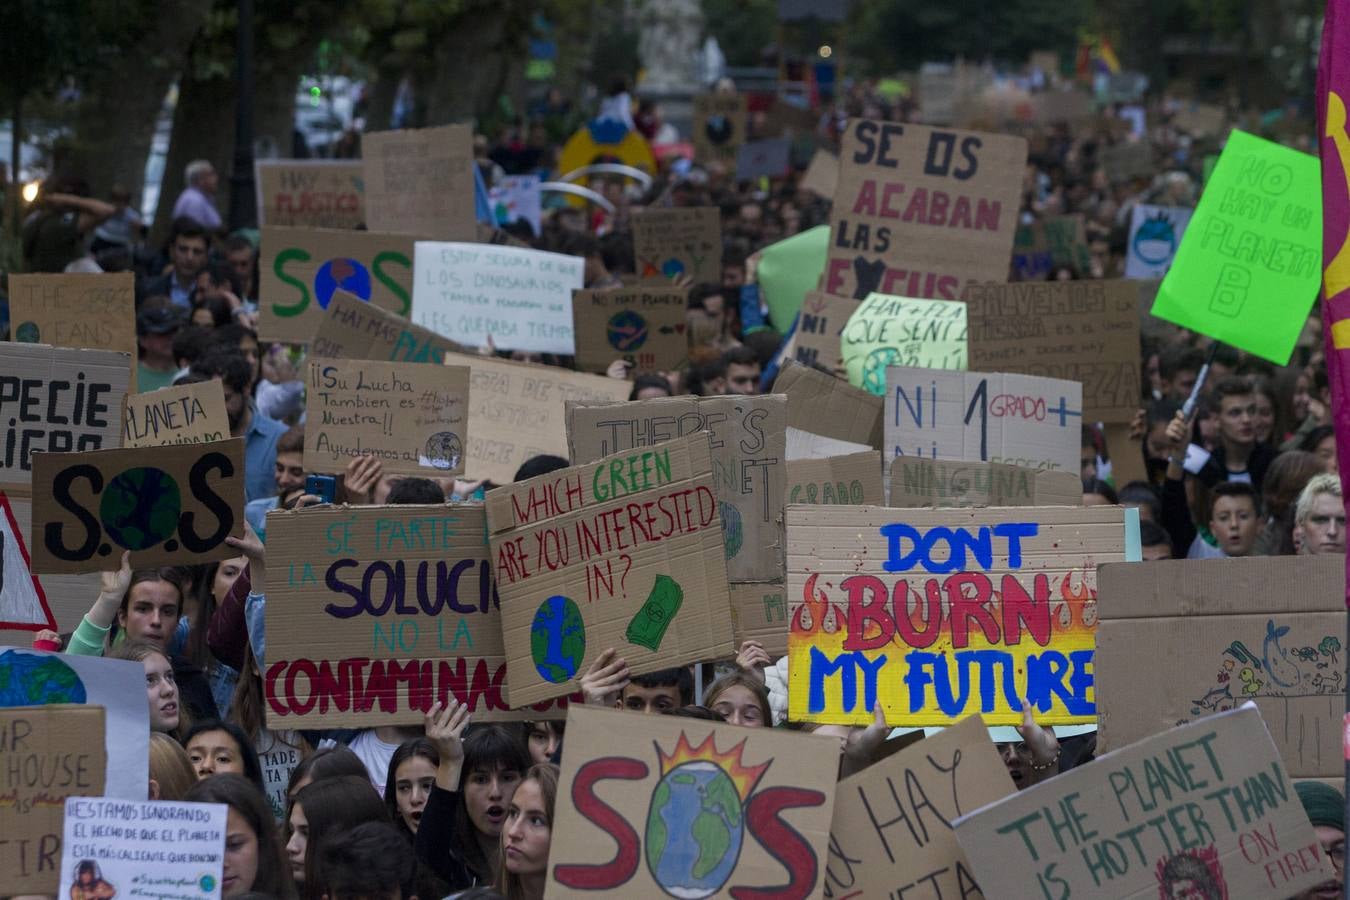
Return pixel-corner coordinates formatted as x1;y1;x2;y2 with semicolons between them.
6;273;136;363
1100;139;1155;183
693;92;749;164
311;290;466;363
964;280;1141;422
889;457;1082;508
885;368;1083;473
305;360;468;478
786;451;883;507
487;434;733;706
826;715;1014;900
954;704;1335;900
632;206;721;284
61;798;228;900
787;504;1129;726
0;706;106;893
1096;555;1345;779
792;291;860;376
1011;214;1092;280
547;705;839;898
0;344;130;494
729;580;788;658
572;283;689;374
264;503;573;726
735;137;791;180
801;150;840;199
255;159;364;229
29;438;245;574
123;379;229;448
361;124;476;240
441;350;630;486
565;396;787;583
1152;130;1321;364
413;241;583;354
1125;204;1193;279
826;120;1027;300
1173;101;1228;137
841;293;968;395
774;359;882;449
258;226;420;343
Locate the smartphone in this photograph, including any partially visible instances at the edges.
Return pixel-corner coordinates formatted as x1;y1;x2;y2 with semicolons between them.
305;474;336;504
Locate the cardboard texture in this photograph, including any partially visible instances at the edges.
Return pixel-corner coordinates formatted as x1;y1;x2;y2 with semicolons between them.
841;293;968;396
263;503;573;726
792;290;860;376
1100;139;1155;183
889;457;1082;508
572;283;690;374
547;705;839;898
632;207;722;285
826;119;1027;300
1096;555;1346;779
413;241;584;355
735;138;791;180
440;351;629;485
486;433;734;706
800;150;839;199
1173;101;1228;137
954;704;1335;900
826;715;1015;899
729;580;788;657
1011;214;1092;280
774;359;883;449
786;451;883;507
311;291;467;363
785;427;873;461
123;379;229;448
885;367;1083;473
693;92;749;164
0;498;100;642
787;504;1128;726
305;359;469;477
257;226;421;343
29;438;246;574
6;273;136;373
1;705;106;893
565;396;787;583
1103;422;1149;487
254;159;365;229
964;280;1142;422
0;344;130;494
361;124;476;240
1125;204;1194;279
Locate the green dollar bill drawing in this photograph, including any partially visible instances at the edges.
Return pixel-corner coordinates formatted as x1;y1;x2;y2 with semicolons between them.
625;574;684;651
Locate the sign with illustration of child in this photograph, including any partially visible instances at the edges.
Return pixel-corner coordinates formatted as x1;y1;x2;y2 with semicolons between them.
786;504;1133;727
486;433;733;707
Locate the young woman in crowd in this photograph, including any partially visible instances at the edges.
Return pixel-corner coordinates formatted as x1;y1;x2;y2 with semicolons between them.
496;763;560;900
385;738;440;838
287;774;391;898
184;718;264;789
524;721;563;765
186;773;295;898
286;745;369;802
229;642;310;818
109;639;186;739
149;731;198;801
703;672;772;728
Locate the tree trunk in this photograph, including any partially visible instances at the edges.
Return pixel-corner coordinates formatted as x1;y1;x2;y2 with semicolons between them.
423;2;530;126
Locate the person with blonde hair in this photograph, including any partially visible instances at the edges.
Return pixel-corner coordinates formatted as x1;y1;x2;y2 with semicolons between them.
1294;473;1346;555
149;732;199;801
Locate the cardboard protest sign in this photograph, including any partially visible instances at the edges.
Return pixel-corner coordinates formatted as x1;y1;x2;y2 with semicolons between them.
311;291;467;363
786;427;872;460
1011;214;1092;280
729;580;788;658
566;396;787;583
964;280;1142;422
0;344;130;494
0;706;106;893
826;715;1014;900
486;434;734;706
1096;555;1346;778
786;451;883;507
255;159;364;229
632;206;721;285
792;291;860;376
1152;130;1321;364
440;350;630;486
735;137;791;180
29;438;245;574
264;504;573;726
305;359;468;477
6;273;135;364
1125;204;1193;279
413;242;583;354
61;798;227;900
885;368;1083;473
1100;139;1155;183
361;124;475;240
826;119;1027;300
889;457;1082;508
841;293;968;395
954;704;1335;900
800;150;839;198
787;504;1129;726
572;283;689;374
257;226;421;343
1173;101;1228;137
547;705;838;898
123;379;229;448
693;92;748;164
774;358;882;449
488;173;542;234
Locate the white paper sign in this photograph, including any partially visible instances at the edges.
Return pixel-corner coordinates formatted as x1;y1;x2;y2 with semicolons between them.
884;367;1082;473
61;798;226;898
488;174;543;234
412;242;583;354
1125;204;1193;279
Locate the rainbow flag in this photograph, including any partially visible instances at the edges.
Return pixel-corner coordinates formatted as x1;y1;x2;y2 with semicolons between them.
1075;34;1121;78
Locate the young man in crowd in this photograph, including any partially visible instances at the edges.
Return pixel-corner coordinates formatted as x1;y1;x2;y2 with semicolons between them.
1294;474;1346;556
191;348;288;502
141;216;212;309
